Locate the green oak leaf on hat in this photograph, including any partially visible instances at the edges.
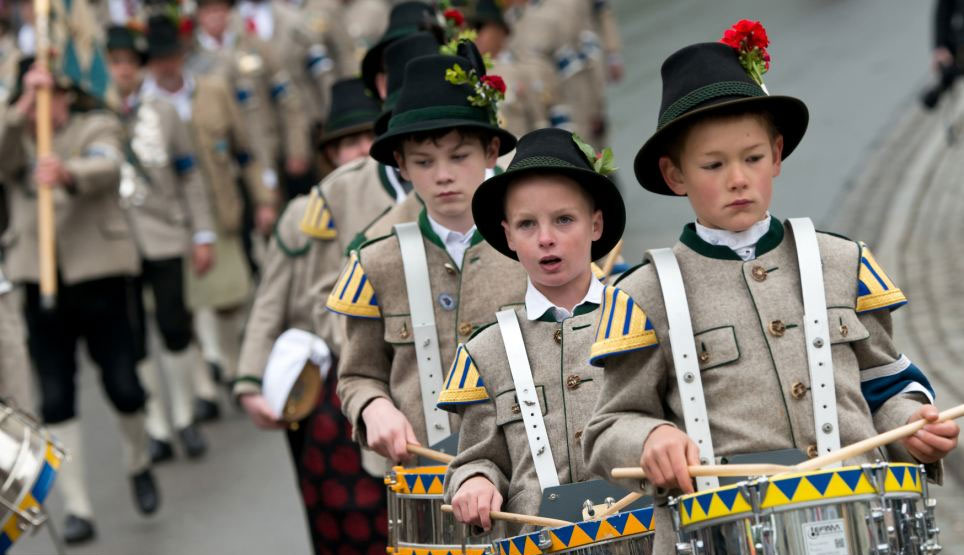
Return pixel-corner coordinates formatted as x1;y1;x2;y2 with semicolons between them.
634;22;809;196
373;31;442;136
319;78;382;148
368;53;516;166
360;1;439;97
472;127;625;261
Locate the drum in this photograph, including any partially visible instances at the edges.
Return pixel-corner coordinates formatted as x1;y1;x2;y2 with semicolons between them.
385;465;491;554
0;402;64;553
671;462;939;555
491;505;655;554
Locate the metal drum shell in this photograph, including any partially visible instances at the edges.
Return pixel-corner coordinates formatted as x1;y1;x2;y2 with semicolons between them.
385;465;491;553
0;404;63;551
492;505;656;555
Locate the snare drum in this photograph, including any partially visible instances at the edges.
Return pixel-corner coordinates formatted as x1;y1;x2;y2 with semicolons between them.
385;465;491;554
672;462;938;555
0;402;64;554
492;505;655;554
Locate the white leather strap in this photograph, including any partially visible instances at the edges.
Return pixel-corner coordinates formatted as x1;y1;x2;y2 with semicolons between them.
648;249;718;491
394;223;451;445
788;218;841;463
496;309;560;491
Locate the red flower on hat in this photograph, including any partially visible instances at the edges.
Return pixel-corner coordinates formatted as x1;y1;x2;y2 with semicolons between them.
481;74;506;95
443;8;465;27
178;17;194;37
720;19;771;91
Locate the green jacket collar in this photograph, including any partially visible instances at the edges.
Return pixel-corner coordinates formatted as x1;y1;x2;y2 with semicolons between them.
417;208;484;257
533;301;599;323
679;216;785;261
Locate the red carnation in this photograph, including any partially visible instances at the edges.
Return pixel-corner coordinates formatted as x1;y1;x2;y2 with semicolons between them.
443;8;464;27
178;17;194;37
720;19;768;51
481;74;506;95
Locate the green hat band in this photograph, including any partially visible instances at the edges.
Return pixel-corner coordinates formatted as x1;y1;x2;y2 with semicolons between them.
508;155;580;172
388;105;491;130
658;80;765;129
327;108;381;132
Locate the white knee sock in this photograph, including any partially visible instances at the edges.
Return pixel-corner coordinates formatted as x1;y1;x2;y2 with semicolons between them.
137;359;171;441
159;344;202;430
117;412;150;474
47;420;94;518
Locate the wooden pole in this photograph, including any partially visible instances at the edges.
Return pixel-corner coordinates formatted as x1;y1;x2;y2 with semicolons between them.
793;403;964;472
600;240;624;285
33;0;57;308
440;504;570;528
406;443;455;464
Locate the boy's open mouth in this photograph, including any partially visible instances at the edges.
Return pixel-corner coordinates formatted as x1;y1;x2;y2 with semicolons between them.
539;255;562;268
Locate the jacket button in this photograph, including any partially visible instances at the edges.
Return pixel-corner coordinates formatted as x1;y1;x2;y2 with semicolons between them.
459;322;473;336
399;323;410;340
698;350;710;363
511;403;520;414
574;430;583;444
566;374;581;390
751;266;767;282
839;324;849;338
444;263;457;275
553;329;562;344
791;381;807;400
768;320;786;337
807;444;819;458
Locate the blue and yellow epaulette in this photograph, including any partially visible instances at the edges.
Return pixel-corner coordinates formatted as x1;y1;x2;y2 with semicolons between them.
856;243;906;313
299;188;337;239
437;344;488;411
325;252;380;318
589;286;658;366
591;262;605;280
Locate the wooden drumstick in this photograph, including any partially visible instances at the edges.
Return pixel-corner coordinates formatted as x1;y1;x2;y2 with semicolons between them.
609;463;790;480
595;492;643;519
441;504;571;528
600;240;624;285
794;403;964;472
406;443;455;464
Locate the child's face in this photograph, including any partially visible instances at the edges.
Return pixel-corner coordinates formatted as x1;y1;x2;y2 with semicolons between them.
396;130;499;225
107;50;142;97
324;130;374;168
502;174;602;290
659;115;783;232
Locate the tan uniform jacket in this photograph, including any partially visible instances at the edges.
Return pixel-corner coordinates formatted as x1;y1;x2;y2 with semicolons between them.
302;0;359;77
0;289;34;414
0;109;139;284
582;220;939;551
235;195;316;393
231;1;336;124
305;157;410;352
189;33;311;171
440;304;603;536
122;97;215;261
187;73;272;234
342;0;390;66
326;211;528;448
492;52;555;139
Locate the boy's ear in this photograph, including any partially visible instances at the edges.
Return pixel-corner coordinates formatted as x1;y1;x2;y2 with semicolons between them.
590;208;603;242
658;156;687;196
393;150;411;181
485;136;501;168
501;219;517;253
771;134;784;178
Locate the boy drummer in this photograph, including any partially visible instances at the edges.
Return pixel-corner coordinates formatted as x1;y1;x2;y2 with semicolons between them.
325;51;527;463
439;128;624;533
582;22;959;551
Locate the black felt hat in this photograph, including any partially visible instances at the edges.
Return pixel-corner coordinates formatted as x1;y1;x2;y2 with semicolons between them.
373;31;441;136
360;1;438;97
468;0;508;32
472;128;625;261
145;15;183;59
319;78;381;147
634;42;809;195
368;53;516;166
106;25;148;63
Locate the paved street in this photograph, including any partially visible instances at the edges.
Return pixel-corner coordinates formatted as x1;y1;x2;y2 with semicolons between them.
14;0;964;553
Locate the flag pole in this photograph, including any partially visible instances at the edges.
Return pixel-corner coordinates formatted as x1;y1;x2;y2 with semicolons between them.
34;0;57;308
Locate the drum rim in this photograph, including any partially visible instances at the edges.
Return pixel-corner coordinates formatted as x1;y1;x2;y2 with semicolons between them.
493;505;656;553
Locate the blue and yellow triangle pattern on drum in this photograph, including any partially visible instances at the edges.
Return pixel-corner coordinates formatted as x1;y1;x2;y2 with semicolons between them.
394;547;487;555
679;463;922;528
387;466;447;495
494;506;655;555
0;443;63;554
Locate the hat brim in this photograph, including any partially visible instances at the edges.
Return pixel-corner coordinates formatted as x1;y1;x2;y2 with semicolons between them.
318;121;375;149
361;27;415;95
634;95;809;195
369;118;517;167
472;165;626;261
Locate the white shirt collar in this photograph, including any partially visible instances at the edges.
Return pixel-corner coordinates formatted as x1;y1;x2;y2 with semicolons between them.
141;74;195;121
197;30;236;51
426;214;477;268
695;213;772;261
525;276;604;322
